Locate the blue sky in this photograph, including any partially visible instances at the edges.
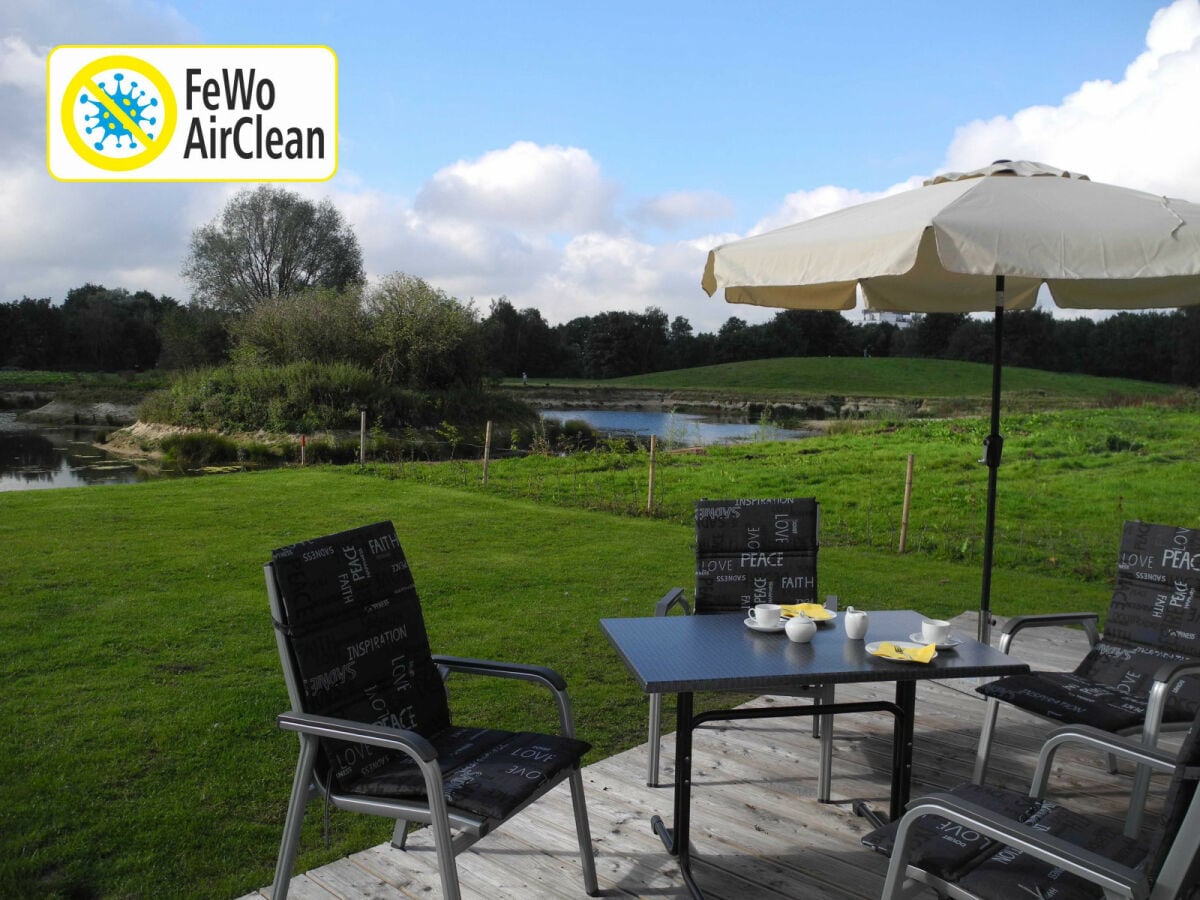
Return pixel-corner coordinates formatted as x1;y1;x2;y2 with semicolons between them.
3;0;1199;330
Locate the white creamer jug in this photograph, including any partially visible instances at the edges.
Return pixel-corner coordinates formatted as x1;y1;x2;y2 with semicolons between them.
844;606;869;640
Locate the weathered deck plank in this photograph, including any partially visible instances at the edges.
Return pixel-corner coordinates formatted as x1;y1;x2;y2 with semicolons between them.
241;614;1170;899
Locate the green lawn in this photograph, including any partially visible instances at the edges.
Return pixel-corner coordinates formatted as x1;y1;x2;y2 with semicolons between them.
2;395;1196;897
607;357;1178;404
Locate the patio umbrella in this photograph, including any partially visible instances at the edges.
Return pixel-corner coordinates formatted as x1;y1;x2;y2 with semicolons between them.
701;160;1200;644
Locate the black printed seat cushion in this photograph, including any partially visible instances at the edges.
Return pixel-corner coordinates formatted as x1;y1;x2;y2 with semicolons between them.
976;669;1188;733
863;786;1147;900
862;783;1045;881
977;639;1200;733
344;726;590;822
954;803;1147;900
867;712;1200;899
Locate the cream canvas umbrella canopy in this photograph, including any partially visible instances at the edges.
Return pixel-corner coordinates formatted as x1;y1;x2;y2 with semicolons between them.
703;161;1200;644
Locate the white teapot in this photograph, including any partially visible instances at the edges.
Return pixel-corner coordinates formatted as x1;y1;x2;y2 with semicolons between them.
785;614;817;643
844;606;869;640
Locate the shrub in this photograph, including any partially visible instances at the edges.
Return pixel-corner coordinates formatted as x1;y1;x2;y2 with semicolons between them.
160;432;241;469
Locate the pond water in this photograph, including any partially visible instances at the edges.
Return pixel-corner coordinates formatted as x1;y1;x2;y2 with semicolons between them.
0;412;150;492
539;409;812;445
0;407;813;492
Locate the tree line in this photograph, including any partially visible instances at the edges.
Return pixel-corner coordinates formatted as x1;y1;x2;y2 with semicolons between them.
6;287;1200;387
3;184;1199;388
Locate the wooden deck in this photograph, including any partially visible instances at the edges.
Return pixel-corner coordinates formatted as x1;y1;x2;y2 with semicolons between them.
239;614;1176;899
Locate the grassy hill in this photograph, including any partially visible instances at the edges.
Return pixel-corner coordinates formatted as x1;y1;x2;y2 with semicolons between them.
602;357;1178;404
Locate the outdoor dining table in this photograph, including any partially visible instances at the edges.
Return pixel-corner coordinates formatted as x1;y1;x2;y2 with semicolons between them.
600;609;1030;899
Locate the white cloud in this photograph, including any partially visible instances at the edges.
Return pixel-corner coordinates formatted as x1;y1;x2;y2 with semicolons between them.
0;1;209;302
634;190;736;230
414;141;617;234
942;0;1200;199
0;36;43;91
749;178;924;235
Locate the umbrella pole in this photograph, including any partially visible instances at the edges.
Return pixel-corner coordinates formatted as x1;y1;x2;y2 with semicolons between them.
978;277;1005;645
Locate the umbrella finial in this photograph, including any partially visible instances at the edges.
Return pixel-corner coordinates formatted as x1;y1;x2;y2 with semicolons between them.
925;160;1090;185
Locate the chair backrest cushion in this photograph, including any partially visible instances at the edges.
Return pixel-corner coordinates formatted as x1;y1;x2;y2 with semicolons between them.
269;521;451;788
1077;522;1200;712
693;498;818;614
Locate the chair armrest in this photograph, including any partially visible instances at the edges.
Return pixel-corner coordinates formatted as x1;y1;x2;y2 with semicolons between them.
431;656;580;739
655;587;690;617
433;655;567;691
277;710;438;763
1031;722;1177;797
996;612;1100;654
1152;658;1200;689
1143;659;1200;744
886;793;1147;899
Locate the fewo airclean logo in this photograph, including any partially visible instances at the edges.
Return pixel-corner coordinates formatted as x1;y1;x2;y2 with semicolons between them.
48;46;337;182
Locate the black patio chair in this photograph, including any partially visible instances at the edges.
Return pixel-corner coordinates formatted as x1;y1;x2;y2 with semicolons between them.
265;521;598;900
647;497;835;795
973;521;1200;834
864;709;1200;900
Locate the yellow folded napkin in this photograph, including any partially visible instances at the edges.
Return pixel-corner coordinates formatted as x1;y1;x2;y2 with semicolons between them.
780;603;833;621
871;641;937;663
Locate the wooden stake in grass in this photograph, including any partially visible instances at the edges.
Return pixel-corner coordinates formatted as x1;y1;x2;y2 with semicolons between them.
359;408;367;465
482;420;492;485
647;434;657;513
899;452;914;553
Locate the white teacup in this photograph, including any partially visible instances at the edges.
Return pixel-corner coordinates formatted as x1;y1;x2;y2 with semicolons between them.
921;619;951;644
749;603;782;627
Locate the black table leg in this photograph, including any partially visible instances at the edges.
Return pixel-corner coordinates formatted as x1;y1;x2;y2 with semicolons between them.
892;681;916;821
650;690;703;897
650;696;901;898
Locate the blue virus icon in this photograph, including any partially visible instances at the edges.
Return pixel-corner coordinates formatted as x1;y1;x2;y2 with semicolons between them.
79;72;158;152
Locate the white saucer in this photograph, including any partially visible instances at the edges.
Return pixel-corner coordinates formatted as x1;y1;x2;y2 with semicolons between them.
784;610;838;624
867;640;939;661
909;632;961;651
744;617;786;633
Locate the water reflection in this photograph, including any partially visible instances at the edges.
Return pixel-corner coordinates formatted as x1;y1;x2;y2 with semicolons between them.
0;413;149;492
539;408;811;446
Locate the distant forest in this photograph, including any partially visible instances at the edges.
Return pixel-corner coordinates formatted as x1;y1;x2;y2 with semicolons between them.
4;285;1200;387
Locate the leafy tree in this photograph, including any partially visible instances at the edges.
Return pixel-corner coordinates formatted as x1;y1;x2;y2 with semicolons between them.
762;309;856;357
482;297;564;377
715;316;761;363
943;317;992;364
901;312;970;358
229;286;371;367
157;305;230;370
61;284;172;371
0;298;65;369
1170;308;1200;386
576;309;670;378
1091;312;1175;383
182;186;364;313
665;315;701;369
366;273;485;390
1001;309;1058;369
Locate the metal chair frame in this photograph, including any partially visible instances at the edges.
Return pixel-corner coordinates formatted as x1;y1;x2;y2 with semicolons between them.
886;723;1200;900
973;611;1200;836
266;560;599;900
